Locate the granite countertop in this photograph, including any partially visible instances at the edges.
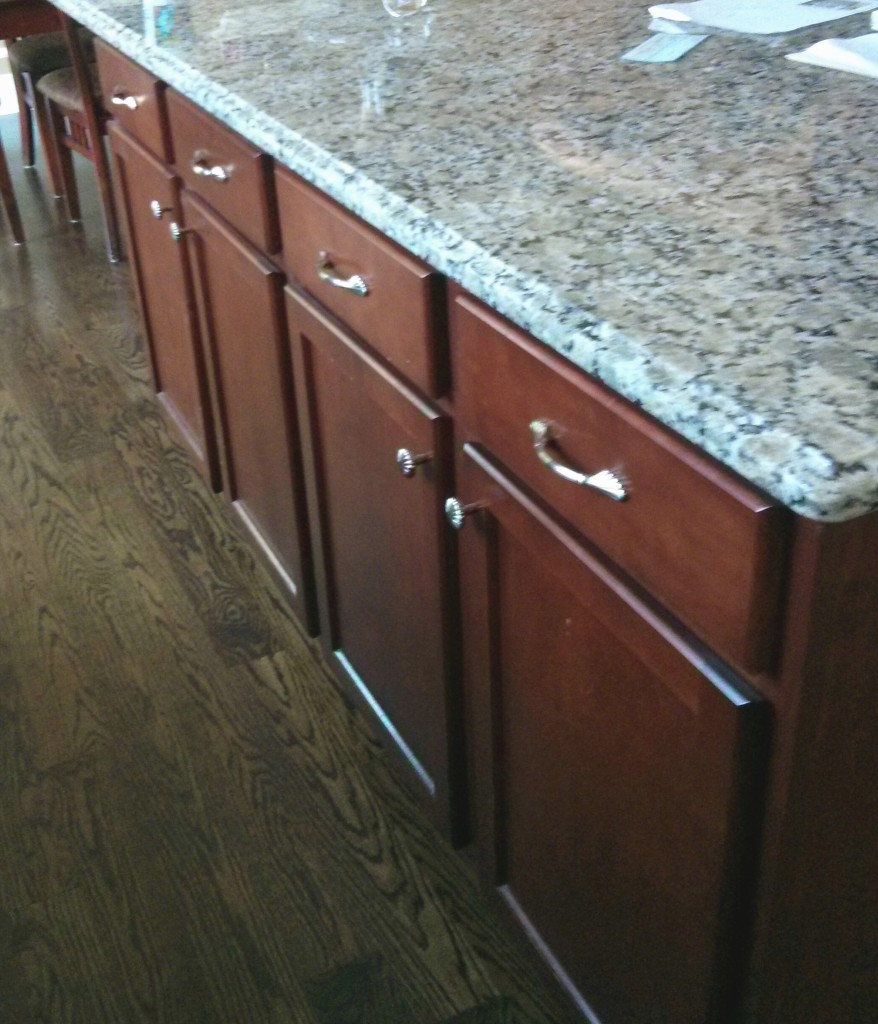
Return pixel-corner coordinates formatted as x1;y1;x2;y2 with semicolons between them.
53;0;878;521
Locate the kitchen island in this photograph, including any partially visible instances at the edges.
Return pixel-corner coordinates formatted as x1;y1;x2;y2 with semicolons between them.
38;0;878;1021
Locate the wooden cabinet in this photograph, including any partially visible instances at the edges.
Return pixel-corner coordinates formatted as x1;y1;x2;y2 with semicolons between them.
163;96;314;628
285;287;462;838
98;40;218;491
278;167;459;836
98;41;314;629
94;39;878;1024
742;512;878;1024
107;123;219;488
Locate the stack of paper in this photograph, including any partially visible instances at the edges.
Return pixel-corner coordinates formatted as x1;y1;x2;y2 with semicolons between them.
648;0;878;36
787;32;878;77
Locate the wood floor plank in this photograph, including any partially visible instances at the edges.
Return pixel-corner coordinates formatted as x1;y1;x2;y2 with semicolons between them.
305;954;417;1024
0;306;116;464
442;998;524;1024
97;403;295;665
0;904;38;1024
14;885;225;1024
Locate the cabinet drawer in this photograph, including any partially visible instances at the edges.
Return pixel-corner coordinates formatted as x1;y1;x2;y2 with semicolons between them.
276;167;446;397
96;40;170;162
451;289;789;672
166;90;277;254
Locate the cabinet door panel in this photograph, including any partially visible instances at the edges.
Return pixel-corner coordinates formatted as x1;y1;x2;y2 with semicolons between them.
183;192;314;630
109;124;218;488
287;288;461;838
457;443;768;1024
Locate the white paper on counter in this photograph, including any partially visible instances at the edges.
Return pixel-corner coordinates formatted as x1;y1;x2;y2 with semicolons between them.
649;16;710;34
622;32;708;60
648;0;878;35
787;31;878;77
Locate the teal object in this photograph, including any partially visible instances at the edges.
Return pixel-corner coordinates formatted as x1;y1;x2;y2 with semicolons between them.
156;3;175;38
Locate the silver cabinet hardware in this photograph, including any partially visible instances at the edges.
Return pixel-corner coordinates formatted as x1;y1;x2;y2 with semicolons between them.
110;89;139;110
529;419;627;501
316;251;369;296
396;448;431;477
150;200;172;220
191;157;231;183
169;222;193;243
445;497;485;530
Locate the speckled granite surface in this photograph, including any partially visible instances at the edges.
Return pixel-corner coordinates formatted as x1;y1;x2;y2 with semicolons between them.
52;0;878;520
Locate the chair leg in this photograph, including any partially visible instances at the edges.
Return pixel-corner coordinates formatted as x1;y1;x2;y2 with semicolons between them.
46;99;80;222
57;13;123;264
5;43;35;169
30;77;65;197
0;136;25;245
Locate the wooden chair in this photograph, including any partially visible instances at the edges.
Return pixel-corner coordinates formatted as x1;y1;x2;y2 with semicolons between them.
0;125;25;244
0;0;62;185
35;13;121;261
5;29;93;194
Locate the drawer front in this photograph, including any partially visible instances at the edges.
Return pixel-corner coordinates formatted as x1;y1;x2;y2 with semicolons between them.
451;289;789;672
95;40;170;162
167;90;277;254
276;167;446;397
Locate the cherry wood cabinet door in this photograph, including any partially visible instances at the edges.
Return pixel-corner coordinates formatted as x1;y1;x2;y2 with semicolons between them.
285;287;462;840
454;442;769;1024
109;124;218;488
181;191;315;632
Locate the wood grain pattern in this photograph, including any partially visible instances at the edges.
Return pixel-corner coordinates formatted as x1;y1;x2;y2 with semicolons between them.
0;118;576;1024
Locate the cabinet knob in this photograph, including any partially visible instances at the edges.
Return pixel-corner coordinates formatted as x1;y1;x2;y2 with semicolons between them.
530;419;628;502
444;497;485;530
169;222;193;244
396;448;431;477
316;252;369;297
110;89;140;110
150;200;172;220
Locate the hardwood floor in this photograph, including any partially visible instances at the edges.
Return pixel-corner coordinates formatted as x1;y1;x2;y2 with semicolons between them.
0;116;577;1024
